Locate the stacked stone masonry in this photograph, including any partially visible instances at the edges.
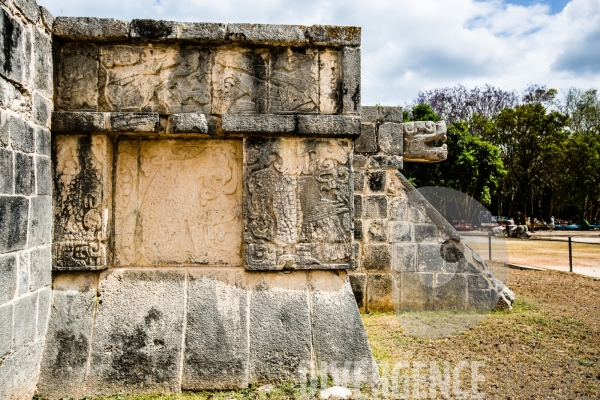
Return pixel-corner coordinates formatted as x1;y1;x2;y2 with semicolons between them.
349;106;505;314
0;0;54;398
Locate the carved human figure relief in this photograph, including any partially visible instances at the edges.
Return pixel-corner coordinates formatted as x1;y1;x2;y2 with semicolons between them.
53;135;112;270
114;140;243;266
95;44;212;113
403;121;448;162
269;48;319;113
211;48;268;115
244;138;353;270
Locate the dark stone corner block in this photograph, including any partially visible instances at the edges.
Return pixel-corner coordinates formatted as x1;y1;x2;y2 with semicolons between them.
52;112;107;133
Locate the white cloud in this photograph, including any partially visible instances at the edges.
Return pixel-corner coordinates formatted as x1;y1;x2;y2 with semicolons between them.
37;0;600;104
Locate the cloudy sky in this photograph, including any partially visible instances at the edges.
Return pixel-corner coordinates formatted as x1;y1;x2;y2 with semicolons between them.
37;0;600;105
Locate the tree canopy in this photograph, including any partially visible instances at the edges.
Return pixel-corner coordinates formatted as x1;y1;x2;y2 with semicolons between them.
402;85;600;223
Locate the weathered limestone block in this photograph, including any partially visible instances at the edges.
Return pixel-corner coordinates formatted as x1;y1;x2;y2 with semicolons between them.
227;23;306;46
115;139;242;266
109;112;159;132
222;114;296;134
378;106;403;123
37;274;99;399
403;120;448;162
130;19;178;40
53;135;112;271
244;137;353;270
167;113;208;133
182;269;249;390
309;271;378;387
399;272;435;311
378;122;403;155
98;44;212;114
53;17;130;40
248;271;312;383
55;43;99;111
297;115;361;137
342;47;360;114
367;171;385;192
179;22;227;41
0;341;45;400
52;112;107;132
355;123;377;153
86;269;186;395
0;8;28;85
222;114;360;136
366;273;394;312
305;25;361;47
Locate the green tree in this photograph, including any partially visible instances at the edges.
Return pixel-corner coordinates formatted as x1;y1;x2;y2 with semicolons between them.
483;98;569;220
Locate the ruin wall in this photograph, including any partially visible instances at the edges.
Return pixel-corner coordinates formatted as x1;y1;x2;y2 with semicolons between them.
0;0;54;398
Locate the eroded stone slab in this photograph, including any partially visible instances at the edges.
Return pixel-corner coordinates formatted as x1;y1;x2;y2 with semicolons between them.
244;137;353;270
248;271;312;383
309;271;378;387
114;139;242;266
182;269;248;390
86;269;186;395
37;274;99;399
53;135;112;271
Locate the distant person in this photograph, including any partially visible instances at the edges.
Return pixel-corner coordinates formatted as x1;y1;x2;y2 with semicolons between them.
530;216;535;233
549;216;555;231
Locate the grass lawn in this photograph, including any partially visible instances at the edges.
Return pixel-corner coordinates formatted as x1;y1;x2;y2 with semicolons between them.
40;269;600;400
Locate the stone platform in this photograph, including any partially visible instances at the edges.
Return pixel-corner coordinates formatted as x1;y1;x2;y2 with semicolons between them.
37;268;377;397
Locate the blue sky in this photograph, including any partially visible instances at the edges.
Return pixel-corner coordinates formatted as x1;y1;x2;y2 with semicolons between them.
37;0;600;105
506;0;571;14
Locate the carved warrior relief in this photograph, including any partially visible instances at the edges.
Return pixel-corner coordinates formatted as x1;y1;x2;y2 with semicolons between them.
55;42;342;114
53;135;112;270
115;140;243;266
244;138;353;270
403;121;448;163
211;48;268;115
98;44;212;113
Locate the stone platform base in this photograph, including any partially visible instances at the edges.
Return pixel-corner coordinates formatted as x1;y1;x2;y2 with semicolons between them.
36;268;378;399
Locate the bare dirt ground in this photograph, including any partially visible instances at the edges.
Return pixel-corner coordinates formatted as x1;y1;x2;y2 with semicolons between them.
464;234;600;277
363;268;600;399
61;269;600;400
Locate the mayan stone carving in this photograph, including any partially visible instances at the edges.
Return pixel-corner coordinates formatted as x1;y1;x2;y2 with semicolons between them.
53;135;112;270
244;137;353;270
55;43;343;115
211;48;268;114
114;139;243;266
403;121;448;162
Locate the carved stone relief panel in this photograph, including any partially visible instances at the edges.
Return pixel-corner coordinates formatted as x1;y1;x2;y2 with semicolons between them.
114;139;243;266
55;42;345;115
244;137;353;270
55;43;100;111
211;48;269;115
98;44;212;114
318;49;341;114
268;48;319;114
53;135;112;270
